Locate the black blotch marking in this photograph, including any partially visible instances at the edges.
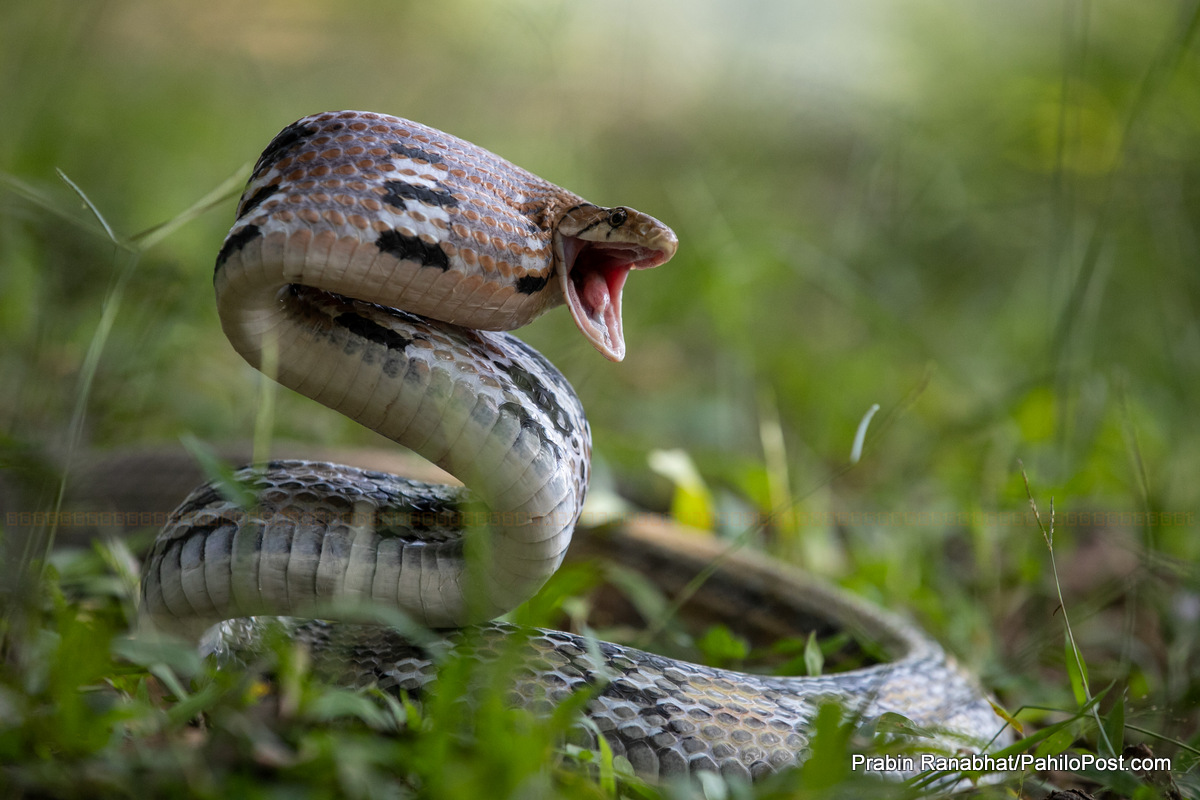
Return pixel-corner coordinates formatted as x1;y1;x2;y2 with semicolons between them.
381;179;459;210
498;401;546;440
514;274;549;295
215;224;262;271
376;229;450;271
172;485;225;518
253;120;317;177
238;184;280;219
602;678;668;709
380;351;406;379
494;351;573;438
389;141;443;165
335;311;413;352
494;395;563;466
376;491;464;537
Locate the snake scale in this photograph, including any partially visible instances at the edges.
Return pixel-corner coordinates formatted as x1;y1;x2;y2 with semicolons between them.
140;111;1009;783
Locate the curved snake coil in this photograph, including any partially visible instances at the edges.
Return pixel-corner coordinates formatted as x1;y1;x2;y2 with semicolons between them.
140;110;1009;782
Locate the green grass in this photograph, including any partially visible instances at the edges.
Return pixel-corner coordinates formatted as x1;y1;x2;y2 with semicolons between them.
3;1;1200;797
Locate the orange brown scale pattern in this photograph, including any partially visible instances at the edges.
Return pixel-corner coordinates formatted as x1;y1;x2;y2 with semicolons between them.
220;111;585;329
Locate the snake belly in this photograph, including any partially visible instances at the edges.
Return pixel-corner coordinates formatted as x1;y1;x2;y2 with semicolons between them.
140;111;1009;782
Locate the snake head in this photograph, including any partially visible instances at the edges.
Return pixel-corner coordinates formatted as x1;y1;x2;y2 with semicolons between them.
555;204;678;362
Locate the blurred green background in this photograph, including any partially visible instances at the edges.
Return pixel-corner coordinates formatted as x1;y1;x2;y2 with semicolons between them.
3;0;1199;765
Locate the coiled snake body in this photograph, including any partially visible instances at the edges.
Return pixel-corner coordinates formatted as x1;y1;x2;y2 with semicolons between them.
141;111;1008;782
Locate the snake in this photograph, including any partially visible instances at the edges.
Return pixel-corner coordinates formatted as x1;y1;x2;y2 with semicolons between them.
139;110;1010;783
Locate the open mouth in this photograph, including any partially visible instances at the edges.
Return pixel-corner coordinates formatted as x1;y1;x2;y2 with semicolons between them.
560;237;674;362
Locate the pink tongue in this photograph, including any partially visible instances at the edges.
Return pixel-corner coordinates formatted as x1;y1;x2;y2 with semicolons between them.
582;271;612;321
567;262;629;362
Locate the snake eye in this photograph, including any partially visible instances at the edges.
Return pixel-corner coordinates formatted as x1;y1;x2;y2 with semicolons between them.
607;208;628;228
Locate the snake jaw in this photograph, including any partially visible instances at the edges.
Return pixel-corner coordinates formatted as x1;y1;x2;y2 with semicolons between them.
558;207;678;362
561;237;632;361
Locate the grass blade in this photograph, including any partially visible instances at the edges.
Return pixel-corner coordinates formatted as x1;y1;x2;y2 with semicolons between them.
56;168;123;248
131;164;251;250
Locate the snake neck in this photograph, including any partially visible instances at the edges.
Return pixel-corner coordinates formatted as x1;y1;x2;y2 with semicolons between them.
142;256;593;630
